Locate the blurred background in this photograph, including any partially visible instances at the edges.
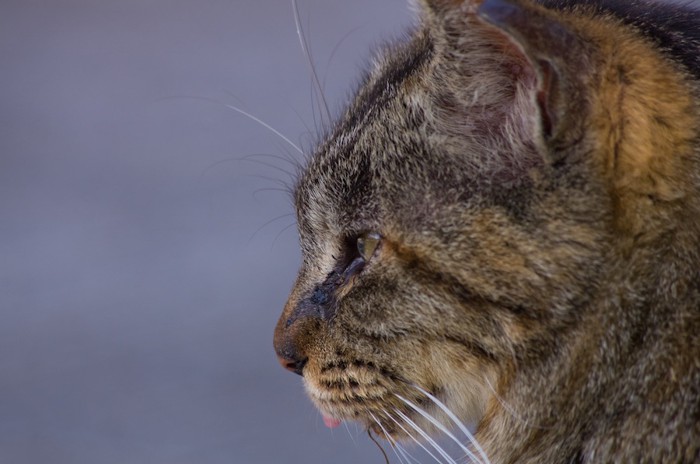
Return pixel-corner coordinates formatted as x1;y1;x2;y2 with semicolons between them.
0;1;413;462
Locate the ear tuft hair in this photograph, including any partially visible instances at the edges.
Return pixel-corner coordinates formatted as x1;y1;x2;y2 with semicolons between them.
418;0;479;20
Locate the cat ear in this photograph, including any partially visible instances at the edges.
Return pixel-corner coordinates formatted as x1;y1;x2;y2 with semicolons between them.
475;0;588;140
418;0;468;14
418;0;588;141
416;0;477;26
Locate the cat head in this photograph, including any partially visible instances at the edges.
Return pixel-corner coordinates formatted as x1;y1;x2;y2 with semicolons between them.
274;0;696;440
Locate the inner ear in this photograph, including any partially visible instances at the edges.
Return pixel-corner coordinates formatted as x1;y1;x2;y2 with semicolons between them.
535;58;557;138
476;0;586;140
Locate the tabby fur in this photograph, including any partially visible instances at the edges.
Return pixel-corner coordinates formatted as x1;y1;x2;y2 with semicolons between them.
273;0;700;461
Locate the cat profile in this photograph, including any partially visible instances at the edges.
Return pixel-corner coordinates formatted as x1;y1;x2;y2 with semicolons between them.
274;0;700;462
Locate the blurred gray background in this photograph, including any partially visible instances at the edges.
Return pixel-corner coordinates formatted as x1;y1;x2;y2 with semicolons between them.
1;1;413;462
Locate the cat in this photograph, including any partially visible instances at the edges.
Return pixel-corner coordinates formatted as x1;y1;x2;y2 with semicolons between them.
273;0;700;462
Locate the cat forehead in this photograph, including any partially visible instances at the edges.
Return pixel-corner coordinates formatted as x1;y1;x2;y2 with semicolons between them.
294;33;436;220
293;17;540;234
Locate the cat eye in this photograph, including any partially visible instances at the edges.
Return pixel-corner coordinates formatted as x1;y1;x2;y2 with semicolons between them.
357;232;381;262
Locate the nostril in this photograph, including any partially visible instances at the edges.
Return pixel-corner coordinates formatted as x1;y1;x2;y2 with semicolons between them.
274;311;315;377
279;356;307;376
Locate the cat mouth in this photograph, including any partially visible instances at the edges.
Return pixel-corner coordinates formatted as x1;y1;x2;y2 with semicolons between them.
304;360;479;445
308;380;454;441
321;414;342;429
315;398;420;439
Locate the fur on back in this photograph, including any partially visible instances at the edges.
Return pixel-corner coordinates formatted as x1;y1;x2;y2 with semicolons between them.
274;0;700;462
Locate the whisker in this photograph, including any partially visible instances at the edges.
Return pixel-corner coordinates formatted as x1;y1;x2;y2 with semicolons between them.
197;153;298;185
412;385;491;464
219;91;306;165
246;173;292;191
223;103;304;155
197;156;238;182
155;95;304;155
368;412;407;464
242;151;301;169
396;394;483;464
306;81;322;139
393;444;411;464
322;25;364;91
395;441;421;464
292;0;332;125
379;411;422;464
385;411;446;464
251;188;291;207
248;213;295;242
252;187;292;196
240;156;297;180
252;188;291;203
343;421;358;447
393;408;458;464
368;429;391;464
288;104;317;151
272;221;297;247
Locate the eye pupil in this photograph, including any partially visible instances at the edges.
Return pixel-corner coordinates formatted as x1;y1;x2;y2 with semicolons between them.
357;232;381;261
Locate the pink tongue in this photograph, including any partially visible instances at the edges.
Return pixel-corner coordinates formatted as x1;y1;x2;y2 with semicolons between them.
322;415;342;429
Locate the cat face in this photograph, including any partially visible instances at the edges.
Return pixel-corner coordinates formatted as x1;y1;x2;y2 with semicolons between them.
274;0;697;442
273;0;609;438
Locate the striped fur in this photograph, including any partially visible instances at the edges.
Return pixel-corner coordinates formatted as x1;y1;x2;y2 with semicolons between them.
274;0;700;461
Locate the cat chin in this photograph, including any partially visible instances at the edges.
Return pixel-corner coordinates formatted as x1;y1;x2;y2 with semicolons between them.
303;375;403;434
303;370;494;443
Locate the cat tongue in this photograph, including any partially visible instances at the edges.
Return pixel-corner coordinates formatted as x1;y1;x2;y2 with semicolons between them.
322;415;342;429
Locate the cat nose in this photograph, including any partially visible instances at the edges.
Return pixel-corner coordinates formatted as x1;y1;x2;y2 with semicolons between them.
274;300;322;377
276;350;307;376
274;327;310;376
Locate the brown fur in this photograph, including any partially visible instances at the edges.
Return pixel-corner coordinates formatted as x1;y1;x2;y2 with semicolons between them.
274;0;700;461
